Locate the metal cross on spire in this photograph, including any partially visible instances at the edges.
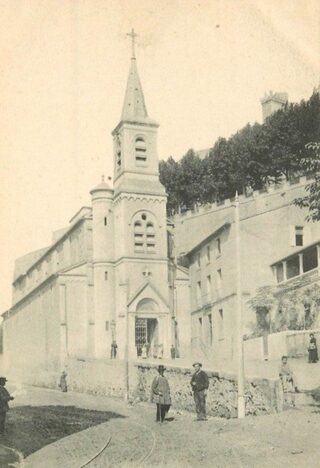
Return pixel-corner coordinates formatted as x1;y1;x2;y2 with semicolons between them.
126;28;138;59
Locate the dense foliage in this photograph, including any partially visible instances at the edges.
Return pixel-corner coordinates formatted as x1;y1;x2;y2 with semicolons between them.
294;142;320;221
159;92;320;215
247;281;320;337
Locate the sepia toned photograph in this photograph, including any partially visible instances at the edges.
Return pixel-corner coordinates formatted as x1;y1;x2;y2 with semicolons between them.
0;0;319;466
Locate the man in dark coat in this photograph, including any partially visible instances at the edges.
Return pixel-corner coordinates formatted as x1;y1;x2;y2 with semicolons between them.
190;362;209;421
151;365;171;423
0;377;14;434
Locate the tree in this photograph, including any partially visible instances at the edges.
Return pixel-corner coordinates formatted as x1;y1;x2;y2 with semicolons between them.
159;92;320;214
159;157;181;215
294;142;320;221
178;150;206;209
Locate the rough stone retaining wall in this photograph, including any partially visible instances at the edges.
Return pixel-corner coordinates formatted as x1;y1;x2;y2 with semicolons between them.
4;357;282;417
129;362;282;418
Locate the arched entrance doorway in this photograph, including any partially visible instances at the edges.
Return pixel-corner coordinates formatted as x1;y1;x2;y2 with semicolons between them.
135;298;159;358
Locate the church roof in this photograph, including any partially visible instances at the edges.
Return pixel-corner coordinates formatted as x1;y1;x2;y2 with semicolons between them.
121;58;148;121
13;247;49;281
184;222;231;258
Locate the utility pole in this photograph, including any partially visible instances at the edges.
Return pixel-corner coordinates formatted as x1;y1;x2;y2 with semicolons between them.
235;191;245;418
124;281;130;401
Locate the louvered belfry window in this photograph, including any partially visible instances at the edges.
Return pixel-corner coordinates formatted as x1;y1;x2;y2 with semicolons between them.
134;213;156;253
135;136;147;164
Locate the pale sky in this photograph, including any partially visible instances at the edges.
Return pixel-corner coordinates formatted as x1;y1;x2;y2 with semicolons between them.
0;0;319;312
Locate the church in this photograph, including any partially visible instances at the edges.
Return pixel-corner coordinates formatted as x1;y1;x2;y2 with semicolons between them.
3;32;320;388
2;33;190;382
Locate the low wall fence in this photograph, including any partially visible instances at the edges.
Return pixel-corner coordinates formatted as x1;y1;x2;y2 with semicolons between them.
3;356;283;418
130;362;282;418
244;329;320;360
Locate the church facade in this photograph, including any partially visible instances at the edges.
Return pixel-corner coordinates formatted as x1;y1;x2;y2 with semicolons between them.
2;46;190;381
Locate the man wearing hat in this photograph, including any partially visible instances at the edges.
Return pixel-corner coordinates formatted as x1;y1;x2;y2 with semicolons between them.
0;377;14;434
151;365;171;423
190;362;209;421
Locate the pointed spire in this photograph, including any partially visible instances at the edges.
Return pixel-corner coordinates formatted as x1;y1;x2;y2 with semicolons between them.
121;55;148;121
120;29;149;122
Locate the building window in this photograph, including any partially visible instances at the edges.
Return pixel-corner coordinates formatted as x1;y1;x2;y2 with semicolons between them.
303;246;318;272
135;136;147;164
275;263;284;283
217;269;222;293
206;275;212;299
217;238;221;254
208;313;213;345
218;309;224;340
105;271;108;280
133;213;156;254
198;317;203;340
287;256;299;279
295;226;303;246
197;281;202;305
206;245;211;262
197;252;201;268
104;216;107;226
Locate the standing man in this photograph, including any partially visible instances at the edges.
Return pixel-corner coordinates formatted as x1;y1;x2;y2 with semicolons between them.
0;377;14;434
190;362;209;421
59;371;68;392
151;365;171;423
111;341;118;359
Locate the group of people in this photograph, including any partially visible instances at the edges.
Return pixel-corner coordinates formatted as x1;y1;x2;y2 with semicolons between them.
137;344;178;360
137;343;164;359
150;362;209;423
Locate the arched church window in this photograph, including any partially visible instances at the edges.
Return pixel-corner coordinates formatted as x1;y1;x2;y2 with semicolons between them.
116;134;121;172
133;213;156;253
135;136;147;164
146;222;155;252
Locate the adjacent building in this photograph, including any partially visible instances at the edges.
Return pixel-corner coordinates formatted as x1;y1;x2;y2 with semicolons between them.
173;178;320;361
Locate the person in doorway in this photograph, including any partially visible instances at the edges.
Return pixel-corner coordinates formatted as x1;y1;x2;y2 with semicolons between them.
0;377;14;434
59;371;68;392
308;333;318;363
153;344;158;359
151;365;171;423
141;343;147;359
279;355;299;406
190;362;209;421
170;345;176;359
158;344;164;359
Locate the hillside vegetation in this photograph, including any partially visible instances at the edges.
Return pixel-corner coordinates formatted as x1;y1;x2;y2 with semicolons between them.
159;92;320;215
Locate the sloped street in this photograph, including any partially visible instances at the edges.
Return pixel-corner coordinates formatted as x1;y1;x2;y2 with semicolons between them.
1;383;319;467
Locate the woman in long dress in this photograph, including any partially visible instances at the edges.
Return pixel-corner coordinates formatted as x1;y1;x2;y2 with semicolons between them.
151;365;171;422
308;333;319;363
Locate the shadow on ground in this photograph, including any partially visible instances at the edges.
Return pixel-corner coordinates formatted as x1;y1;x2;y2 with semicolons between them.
1;405;125;459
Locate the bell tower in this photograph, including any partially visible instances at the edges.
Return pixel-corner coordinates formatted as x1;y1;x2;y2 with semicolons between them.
111;30;171;360
112;29;165;198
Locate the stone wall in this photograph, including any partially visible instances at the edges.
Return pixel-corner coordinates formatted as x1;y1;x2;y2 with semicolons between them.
62;357;127;397
3;355;282;418
129;362;282;418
